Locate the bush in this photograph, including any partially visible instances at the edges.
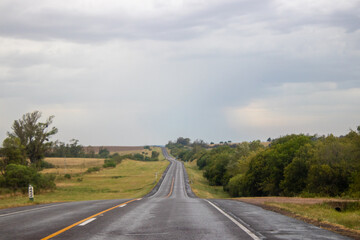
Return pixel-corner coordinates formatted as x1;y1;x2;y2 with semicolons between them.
133;153;144;161
103;159;116;168
4;164;55;193
111;154;124;164
5;164;35;193
151;151;159;160
86;167;100;173
64;174;71;179
34;173;56;190
40;160;55;169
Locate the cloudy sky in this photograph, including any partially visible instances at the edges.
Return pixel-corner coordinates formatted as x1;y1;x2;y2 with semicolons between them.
1;0;359;146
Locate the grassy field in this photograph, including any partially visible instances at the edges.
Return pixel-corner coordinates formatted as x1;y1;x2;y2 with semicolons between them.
184;160;229;199
0;148;169;209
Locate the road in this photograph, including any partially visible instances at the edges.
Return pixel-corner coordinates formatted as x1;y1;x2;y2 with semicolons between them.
0;148;351;239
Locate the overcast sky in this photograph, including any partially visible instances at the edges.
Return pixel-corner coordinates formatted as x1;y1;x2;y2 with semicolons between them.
1;0;360;146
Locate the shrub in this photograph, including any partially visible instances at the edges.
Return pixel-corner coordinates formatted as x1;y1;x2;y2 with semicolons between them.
64;174;71;179
4;164;55;193
86;167;100;173
133;153;144;161
111;154;124;164
34;173;56;190
103;159;116;168
40;160;55;169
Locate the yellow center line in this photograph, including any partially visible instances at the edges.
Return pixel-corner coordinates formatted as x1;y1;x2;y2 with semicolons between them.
166;177;175;198
41;198;140;240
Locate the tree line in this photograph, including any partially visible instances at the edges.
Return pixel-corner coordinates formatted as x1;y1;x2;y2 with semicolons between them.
167;130;360;198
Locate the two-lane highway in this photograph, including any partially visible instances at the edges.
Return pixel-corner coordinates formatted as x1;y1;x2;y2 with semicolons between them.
0;148;351;239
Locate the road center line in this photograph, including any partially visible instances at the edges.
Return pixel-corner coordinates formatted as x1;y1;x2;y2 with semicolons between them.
78;218;96;226
41;199;140;240
205;200;260;240
119;204;127;208
166;177;175;198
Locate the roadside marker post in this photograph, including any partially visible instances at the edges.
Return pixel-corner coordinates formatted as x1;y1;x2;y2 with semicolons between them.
28;184;34;201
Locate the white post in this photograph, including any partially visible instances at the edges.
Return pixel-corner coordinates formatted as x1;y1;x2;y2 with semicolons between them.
28;184;34;201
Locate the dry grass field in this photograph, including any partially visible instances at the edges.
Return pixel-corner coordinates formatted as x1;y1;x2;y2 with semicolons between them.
43;158;105;175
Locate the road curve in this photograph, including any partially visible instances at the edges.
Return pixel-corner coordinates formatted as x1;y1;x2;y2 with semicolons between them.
0;148;351;239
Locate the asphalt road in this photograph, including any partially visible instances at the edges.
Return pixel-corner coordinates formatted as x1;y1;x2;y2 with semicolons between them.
0;148;351;239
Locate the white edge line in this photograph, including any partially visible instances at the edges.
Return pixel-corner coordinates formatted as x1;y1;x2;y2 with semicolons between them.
119;204;127;208
0;203;68;218
205;200;260;240
78;218;96;226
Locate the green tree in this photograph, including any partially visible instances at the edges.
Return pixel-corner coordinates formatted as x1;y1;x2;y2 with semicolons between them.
68;139;84;157
98;147;110;158
8;111;58;168
0;136;27;174
151;151;160;160
280;158;308;196
176;137;191;146
4;164;55;193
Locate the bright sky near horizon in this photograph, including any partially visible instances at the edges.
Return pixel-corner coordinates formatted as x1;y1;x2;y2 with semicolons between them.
0;0;360;146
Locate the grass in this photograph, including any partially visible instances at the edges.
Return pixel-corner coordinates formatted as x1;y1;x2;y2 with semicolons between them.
265;201;360;231
43;158;105;175
154;147;166;161
0;155;169;209
184;160;230;199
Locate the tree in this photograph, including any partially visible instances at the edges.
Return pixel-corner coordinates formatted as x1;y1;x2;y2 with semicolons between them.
0;136;27;174
176;137;191;146
151;151;160;160
98;147;110;158
68;139;84;157
8;111;58;167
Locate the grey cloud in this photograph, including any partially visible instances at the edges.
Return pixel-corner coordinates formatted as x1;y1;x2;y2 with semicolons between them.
2;0;358;43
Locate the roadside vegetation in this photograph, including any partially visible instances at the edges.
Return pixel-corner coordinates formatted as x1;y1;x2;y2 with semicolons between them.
184;160;229;199
167;130;360;199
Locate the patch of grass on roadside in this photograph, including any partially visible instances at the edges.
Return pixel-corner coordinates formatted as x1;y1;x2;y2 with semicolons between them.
153;147;166;161
184;160;229;199
266;201;360;231
0;159;169;209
